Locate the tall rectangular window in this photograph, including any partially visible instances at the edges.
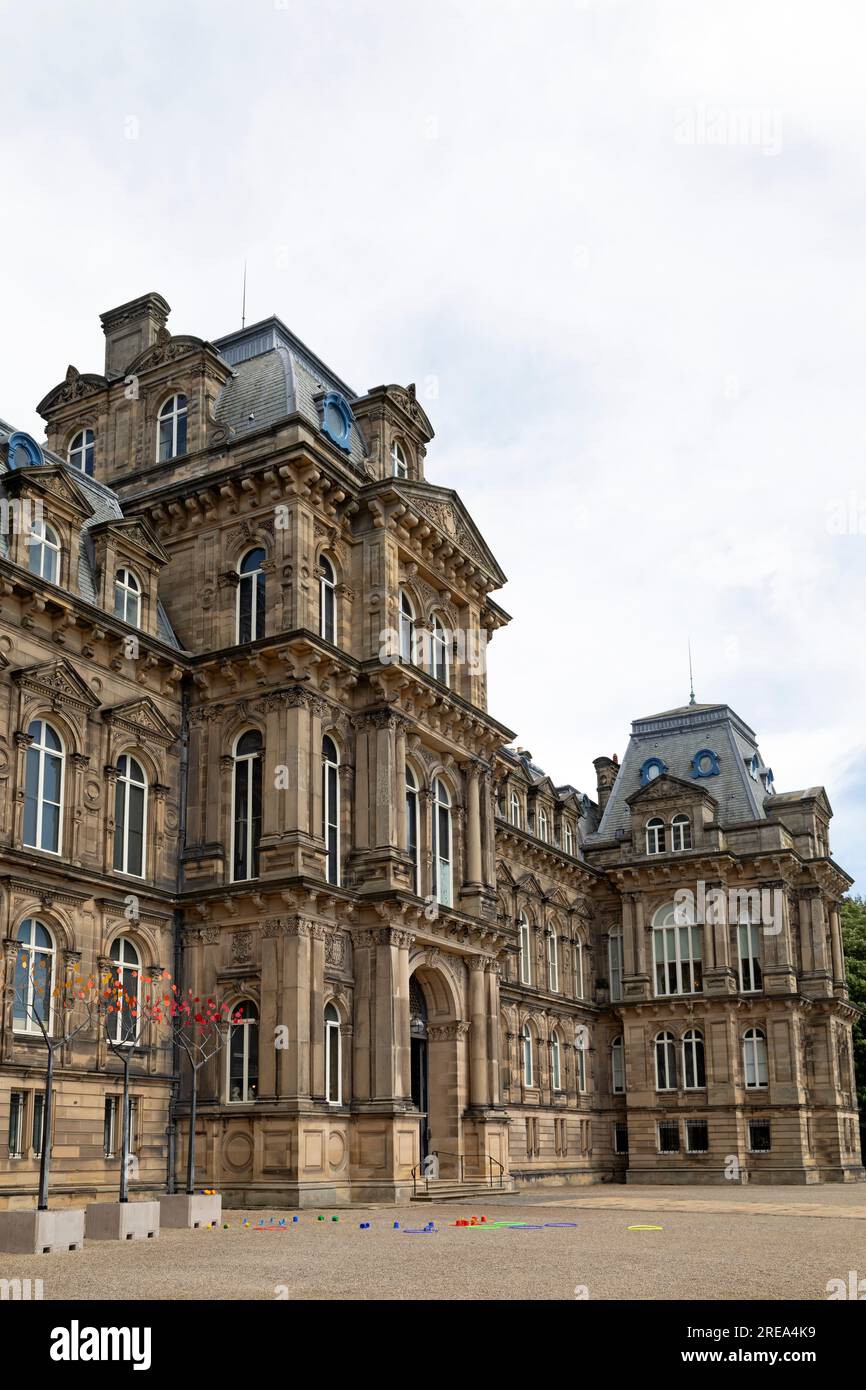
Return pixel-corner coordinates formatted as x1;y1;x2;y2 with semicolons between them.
32;1092;45;1157
614;1121;629;1155
104;1096;119;1158
8;1091;25;1158
609;930;624;1002
738;923;763;993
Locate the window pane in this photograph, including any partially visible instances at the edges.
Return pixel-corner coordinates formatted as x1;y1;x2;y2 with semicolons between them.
128;783;145;876
113;777;125;870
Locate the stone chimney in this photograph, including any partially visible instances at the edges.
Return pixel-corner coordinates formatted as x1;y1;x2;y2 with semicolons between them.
593;755;619;815
100;292;171;377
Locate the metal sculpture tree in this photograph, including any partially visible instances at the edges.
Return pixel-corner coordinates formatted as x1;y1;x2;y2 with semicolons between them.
98;963;170;1203
164;986;240;1195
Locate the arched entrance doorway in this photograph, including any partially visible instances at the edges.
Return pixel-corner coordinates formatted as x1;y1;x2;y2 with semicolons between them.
409;976;429;1162
408;959;465;1179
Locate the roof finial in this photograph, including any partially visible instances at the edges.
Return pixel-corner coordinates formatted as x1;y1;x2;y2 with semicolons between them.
241;260;247;329
688;639;696;706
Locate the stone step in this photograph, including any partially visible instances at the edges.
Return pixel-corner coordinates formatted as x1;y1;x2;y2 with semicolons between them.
411;1180;515;1201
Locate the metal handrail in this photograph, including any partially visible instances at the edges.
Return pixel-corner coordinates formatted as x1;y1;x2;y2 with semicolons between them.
488;1154;505;1188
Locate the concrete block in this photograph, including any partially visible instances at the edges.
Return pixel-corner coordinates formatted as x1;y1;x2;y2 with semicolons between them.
85;1200;160;1241
159;1193;221;1228
0;1208;85;1253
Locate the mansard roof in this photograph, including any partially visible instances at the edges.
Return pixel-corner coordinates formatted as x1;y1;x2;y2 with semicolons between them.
211;317;369;469
588;700;774;842
0;418;181;650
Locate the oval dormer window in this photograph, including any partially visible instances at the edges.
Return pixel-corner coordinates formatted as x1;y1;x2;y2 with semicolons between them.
321;393;352;452
7;432;44;470
691;749;720;779
639;757;668;786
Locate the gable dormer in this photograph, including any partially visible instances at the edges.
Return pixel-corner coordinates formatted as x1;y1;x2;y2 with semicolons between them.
87;516;169;638
625;773;718;856
1;464;94;593
351;382;434;482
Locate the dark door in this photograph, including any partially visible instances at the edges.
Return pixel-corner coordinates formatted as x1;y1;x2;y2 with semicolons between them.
409;975;429;1163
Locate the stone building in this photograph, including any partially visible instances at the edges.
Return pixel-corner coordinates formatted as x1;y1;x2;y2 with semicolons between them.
0;292;861;1208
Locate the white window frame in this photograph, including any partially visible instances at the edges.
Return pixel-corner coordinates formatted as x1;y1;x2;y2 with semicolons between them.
226;1001;259;1103
432;777;452;907
518;914;532;986
682;1028;706;1090
231;730;262;883
743;1028;768;1089
509;790;521;828
68;428;95;474
652;903;703;996
537;806;549;842
114;753;148;879
24;719;64;855
654;1031;678;1091
236;548;265;643
156;393;188;461
737;921;763;993
399;589;416;664
323;735;341;887
28;519;60;583
577;1040;587;1093
430;614;450;685
319;555;337;644
671;814;692;852
522;1024;534;1088
391;440;408;478
646;817;665;854
551;1032;562;1091
608;927;624;1002
546;929;559;992
114;568;141;627
563;820;574;855
325;1002;342;1105
14;919;56;1035
405;764;420;894
108;936;141;1046
573;939;583;999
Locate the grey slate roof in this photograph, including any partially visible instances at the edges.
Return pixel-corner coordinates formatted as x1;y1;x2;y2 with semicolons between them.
212;318;369;470
0;418;182;650
587;702;771;842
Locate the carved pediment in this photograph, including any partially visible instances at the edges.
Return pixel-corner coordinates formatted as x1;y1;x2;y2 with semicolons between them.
516;872;545;898
88;516;169;566
12;658;100;712
126;331;209;374
3;466;94;519
392;482;507;586
626;773;717;810
37;365;109;419
102;697;179;747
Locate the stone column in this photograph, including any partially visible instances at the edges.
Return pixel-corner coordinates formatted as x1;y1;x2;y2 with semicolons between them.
485;959;502;1105
281;917;312;1100
465;763;483;887
259;921;282;1100
468;956;489;1108
829;903;846;992
310;923;326;1100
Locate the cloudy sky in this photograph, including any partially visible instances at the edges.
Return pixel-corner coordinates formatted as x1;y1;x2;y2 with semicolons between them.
4;0;866;885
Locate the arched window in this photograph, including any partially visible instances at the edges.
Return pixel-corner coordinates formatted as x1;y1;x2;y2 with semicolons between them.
546;929;559;992
509;790;521;828
28;519;60;583
323;735;340;886
432;777;452;907
68;428;95;475
743;1028;768;1089
646;817;665;854
537;806;549;842
611;1035;625;1094
391;440;408;478
518;914;532;986
551;1031;562;1091
109;936;141;1045
319;555;336;644
325;1001;342;1105
405;764;419;893
157;393;188;461
232;730;262;882
737;920;763;993
227;1001;259;1102
430;615;450;685
573;939;584;999
24;719;64;854
608;926;624;1002
682;1029;706;1089
576;1030;587;1092
13;919;55;1033
671;814;692;852
114;568;141;627
522;1023;534;1087
563;820;574;856
113;754;147;878
237;547;265;644
655;1031;678;1091
653;902;702;996
399;589;416;664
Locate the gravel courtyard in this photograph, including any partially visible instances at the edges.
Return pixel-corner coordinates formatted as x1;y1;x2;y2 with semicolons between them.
6;1185;866;1301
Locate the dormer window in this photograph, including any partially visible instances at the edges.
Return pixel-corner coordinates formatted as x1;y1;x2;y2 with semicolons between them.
639;757;667;786
691;748;720;778
237;548;266;643
157;394;188;462
749;754;761;780
391;440;408;478
762;768;774;796
114;568;141;627
537;806;549;842
28;519;60;584
671;813;692;851
563;821;574;855
430;615;450;685
509;790;522;828
399;589;416;664
646;817;665;854
67;429;95;475
321;393;352;452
